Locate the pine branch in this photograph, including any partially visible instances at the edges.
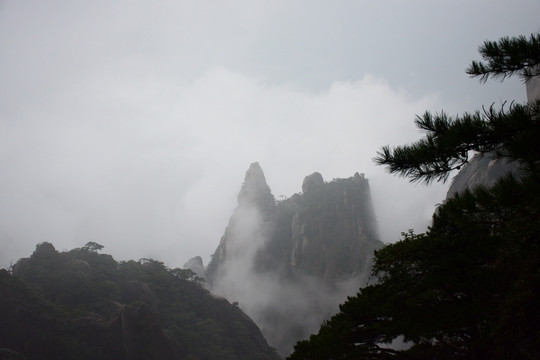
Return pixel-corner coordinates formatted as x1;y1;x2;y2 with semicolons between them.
466;33;540;83
373;104;537;184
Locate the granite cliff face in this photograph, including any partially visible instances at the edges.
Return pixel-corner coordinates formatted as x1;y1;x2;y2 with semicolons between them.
205;163;383;357
446;153;519;198
289;171;379;280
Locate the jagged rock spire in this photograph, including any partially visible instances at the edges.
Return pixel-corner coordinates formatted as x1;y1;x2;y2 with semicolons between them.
237;162;275;215
241;162;268;191
205;163;276;284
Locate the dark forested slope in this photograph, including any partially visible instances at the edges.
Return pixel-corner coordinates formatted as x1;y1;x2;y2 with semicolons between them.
0;242;280;360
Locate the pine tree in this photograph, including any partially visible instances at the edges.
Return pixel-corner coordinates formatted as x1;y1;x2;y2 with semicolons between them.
373;32;540;184
288;32;540;360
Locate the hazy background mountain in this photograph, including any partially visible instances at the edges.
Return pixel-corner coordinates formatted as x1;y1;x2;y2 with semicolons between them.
200;163;383;356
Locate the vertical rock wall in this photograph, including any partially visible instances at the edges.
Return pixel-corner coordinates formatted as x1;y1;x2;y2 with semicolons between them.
205;163;383;356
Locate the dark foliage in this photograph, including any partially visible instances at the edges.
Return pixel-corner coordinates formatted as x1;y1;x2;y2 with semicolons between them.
373;102;540;184
374;32;540;184
1;244;280;360
466;33;540;83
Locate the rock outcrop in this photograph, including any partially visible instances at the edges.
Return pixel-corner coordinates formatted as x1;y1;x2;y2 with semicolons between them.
205;163;383;357
289;172;379;280
446;153;519;197
183;256;206;278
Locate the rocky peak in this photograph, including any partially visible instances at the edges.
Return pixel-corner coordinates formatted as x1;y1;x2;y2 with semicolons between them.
235;162;276;219
183;256;205;278
206;166;382;357
32;242;57;258
353;172;365;184
205;163;276;285
301;172;324;194
240;162;269;194
243;162;266;187
238;162;275;207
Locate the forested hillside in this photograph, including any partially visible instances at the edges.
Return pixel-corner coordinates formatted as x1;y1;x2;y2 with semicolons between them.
0;242;280;360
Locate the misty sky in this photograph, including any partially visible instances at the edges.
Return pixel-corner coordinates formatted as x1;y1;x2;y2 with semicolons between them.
1;1;539;269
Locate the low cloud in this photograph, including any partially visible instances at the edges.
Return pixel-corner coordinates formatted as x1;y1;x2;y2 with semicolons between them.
0;66;447;269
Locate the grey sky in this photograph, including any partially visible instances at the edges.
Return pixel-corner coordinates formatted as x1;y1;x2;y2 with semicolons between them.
1;1;539;268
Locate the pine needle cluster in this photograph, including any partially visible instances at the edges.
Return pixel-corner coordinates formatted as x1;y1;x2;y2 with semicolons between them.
374;32;540;184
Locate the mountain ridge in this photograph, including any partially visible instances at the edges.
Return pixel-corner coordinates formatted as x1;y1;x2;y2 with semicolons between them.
203;163;383;356
1;242;281;360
